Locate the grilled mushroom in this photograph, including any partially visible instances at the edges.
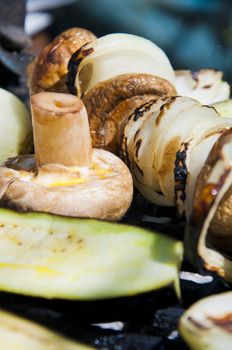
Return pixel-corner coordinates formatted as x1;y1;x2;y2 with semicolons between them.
0;92;133;221
67;33;176;151
27;27;96;95
180;292;232;350
82;74;176;152
175;69;230;105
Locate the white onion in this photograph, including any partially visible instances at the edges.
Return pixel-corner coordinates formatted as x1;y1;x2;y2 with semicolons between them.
75;33;175;95
175;69;230;105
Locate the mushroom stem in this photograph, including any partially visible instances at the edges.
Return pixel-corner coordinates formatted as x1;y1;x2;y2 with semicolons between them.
31;92;92;167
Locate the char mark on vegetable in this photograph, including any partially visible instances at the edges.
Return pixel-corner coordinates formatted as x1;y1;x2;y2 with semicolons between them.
128;99;157;122
174;142;189;215
67;44;94;95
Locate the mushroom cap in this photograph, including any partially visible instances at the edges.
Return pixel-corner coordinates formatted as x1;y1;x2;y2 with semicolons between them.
0;150;133;221
82;73;176;152
27;28;96;95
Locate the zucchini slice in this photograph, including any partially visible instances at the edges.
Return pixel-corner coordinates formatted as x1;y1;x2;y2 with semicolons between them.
179;292;232;350
0;209;182;300
0;309;95;349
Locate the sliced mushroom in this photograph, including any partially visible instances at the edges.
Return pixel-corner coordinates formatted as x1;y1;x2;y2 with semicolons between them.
185;129;232;281
83;73;176;152
175;69;230;105
179;292;232;350
27;27;96;95
0;92;133;221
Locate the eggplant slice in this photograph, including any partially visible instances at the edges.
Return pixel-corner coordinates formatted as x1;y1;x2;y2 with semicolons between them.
0;208;182;300
0;309;95;349
179;292;232;350
185;129;232;282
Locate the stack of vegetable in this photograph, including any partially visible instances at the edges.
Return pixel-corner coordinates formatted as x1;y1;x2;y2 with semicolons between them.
0;26;231;349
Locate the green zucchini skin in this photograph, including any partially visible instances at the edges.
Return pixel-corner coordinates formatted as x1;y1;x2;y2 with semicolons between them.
0;208;182;302
0;309;95;350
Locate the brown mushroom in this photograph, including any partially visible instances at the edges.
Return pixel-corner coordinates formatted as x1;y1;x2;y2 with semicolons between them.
27;28;96;95
82;73;176;152
0;92;133;221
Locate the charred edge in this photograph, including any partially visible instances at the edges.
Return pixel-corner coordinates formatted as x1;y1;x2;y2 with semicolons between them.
67;44;94;95
133;128;140;143
209;313;232;332
128;99;158;122
155;96;177;126
174;142;189;213
156;191;164;196
134;139;142;160
134;162;144;177
121;136;131;169
191;167;230;225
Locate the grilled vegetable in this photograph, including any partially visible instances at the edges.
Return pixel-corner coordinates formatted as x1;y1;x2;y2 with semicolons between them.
0;309;95;349
0;208;182;299
0;92;133;221
27;27;96;95
0;88;32;164
27;29;232;281
68;33;175;96
81;74;176;152
213;99;232;118
185;129;232;282
179;292;232;350
121;96;232;218
67;33;176;152
175;69;230;105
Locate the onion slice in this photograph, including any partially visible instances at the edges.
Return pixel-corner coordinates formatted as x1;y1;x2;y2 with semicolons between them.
72;33;175;96
175;69;230;105
180;292;232;350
